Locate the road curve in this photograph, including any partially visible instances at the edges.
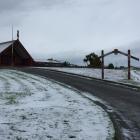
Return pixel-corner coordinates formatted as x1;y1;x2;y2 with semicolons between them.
18;67;140;140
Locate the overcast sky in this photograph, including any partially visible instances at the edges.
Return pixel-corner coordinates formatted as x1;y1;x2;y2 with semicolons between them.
0;0;140;66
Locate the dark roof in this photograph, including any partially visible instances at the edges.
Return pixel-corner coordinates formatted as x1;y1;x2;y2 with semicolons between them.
0;39;33;60
0;40;15;53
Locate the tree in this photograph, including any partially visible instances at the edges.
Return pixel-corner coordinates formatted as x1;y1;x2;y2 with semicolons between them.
63;61;70;67
83;58;88;65
108;63;114;69
83;52;101;68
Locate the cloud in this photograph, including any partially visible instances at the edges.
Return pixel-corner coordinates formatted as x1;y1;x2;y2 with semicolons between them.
0;0;72;13
0;0;140;66
0;0;22;13
0;0;75;27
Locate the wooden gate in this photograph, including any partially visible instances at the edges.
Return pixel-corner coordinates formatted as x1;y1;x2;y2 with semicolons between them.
99;49;139;80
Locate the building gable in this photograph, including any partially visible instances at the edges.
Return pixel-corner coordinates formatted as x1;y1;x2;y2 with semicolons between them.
0;39;34;66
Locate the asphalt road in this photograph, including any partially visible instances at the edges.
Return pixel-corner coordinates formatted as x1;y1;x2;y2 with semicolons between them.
18;67;140;140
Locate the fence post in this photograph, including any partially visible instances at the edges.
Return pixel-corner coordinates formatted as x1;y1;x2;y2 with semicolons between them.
101;50;104;80
128;50;131;80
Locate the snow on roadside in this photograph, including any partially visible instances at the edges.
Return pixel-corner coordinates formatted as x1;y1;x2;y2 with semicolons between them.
0;69;114;140
131;70;140;82
44;67;140;86
42;67;126;81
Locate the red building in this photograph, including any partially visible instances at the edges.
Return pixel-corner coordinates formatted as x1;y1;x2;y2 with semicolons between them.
0;39;34;66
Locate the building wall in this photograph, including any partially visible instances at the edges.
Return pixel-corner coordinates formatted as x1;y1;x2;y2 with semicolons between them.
0;47;33;66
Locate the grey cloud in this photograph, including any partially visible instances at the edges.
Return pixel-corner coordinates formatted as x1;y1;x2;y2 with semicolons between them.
0;0;70;13
0;0;140;67
37;0;68;7
0;0;27;27
0;0;72;26
0;0;24;13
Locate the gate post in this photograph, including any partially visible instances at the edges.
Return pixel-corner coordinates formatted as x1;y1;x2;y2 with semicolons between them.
128;50;131;80
0;55;1;65
101;50;104;80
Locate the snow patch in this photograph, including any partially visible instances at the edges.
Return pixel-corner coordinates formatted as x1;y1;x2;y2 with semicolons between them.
0;69;114;140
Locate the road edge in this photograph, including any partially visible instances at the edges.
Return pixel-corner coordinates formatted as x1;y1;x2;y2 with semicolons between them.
44;68;140;91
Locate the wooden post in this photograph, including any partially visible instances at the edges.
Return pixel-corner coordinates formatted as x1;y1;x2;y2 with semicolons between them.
11;45;14;66
128;50;131;80
101;50;104;80
17;30;19;40
0;55;1;65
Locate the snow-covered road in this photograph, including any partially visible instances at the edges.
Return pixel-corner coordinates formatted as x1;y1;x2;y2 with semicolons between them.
0;70;114;140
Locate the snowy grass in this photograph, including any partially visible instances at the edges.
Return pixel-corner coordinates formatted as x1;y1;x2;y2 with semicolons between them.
44;67;140;86
0;69;114;140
